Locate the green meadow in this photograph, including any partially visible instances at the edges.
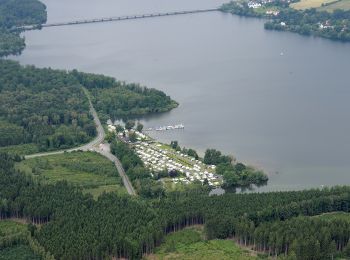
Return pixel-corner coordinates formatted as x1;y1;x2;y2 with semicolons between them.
16;151;127;198
145;226;258;260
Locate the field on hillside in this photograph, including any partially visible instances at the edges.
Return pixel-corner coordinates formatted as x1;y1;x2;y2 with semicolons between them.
0;220;27;238
291;0;337;9
291;0;350;10
145;226;260;260
16;151;127;198
318;0;350;11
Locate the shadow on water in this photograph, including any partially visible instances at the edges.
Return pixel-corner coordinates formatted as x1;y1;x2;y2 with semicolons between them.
211;180;269;196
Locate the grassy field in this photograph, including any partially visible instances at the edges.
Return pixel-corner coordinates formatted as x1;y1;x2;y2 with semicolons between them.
16;151;127;198
145;226;257;260
291;0;350;10
161;178;205;193
83;184;127;198
291;0;337;9
0;221;40;260
0;220;27;239
318;0;350;11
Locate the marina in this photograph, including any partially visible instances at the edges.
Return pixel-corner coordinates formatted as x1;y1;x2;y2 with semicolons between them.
144;124;185;132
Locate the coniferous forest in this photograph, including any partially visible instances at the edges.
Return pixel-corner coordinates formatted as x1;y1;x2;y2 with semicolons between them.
1;153;350;259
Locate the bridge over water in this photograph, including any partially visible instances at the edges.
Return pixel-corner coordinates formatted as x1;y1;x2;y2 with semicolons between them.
17;8;220;31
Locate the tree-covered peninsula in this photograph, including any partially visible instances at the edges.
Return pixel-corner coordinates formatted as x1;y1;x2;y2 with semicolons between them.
0;60;178;155
203;148;268;189
0;0;47;57
72;70;178;121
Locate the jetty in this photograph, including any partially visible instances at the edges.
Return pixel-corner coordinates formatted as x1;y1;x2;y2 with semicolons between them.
15;8;220;31
144;124;185;132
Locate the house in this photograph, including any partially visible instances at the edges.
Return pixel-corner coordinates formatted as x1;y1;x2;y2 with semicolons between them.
266;10;280;16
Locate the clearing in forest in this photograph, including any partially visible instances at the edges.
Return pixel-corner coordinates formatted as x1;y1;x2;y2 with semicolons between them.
0;220;40;260
16;151;127;198
145;226;258;260
0;220;27;238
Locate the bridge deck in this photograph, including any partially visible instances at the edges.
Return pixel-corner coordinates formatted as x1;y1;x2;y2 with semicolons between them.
17;8;220;31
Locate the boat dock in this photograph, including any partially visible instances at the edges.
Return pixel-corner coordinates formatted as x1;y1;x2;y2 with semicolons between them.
144;124;185;132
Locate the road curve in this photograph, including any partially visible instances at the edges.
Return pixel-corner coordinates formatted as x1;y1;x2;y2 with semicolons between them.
24;90;104;159
24;88;136;196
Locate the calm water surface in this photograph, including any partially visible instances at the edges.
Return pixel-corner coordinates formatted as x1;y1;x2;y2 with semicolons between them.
14;0;350;191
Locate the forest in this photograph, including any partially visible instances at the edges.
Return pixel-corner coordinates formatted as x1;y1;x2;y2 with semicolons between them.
221;1;350;41
0;0;46;57
1;152;350;259
0;60;96;153
72;70;178;121
0;60;178;154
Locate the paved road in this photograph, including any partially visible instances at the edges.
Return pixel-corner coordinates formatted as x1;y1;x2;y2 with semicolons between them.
24;88;136;196
98;144;136;196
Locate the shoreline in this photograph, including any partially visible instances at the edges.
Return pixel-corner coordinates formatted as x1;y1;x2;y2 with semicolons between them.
9;0;350;193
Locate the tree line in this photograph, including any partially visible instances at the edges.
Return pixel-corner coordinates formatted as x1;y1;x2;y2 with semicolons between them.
1;152;349;259
204;148;268;189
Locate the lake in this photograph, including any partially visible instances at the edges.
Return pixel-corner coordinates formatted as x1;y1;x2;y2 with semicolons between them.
14;0;350;192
